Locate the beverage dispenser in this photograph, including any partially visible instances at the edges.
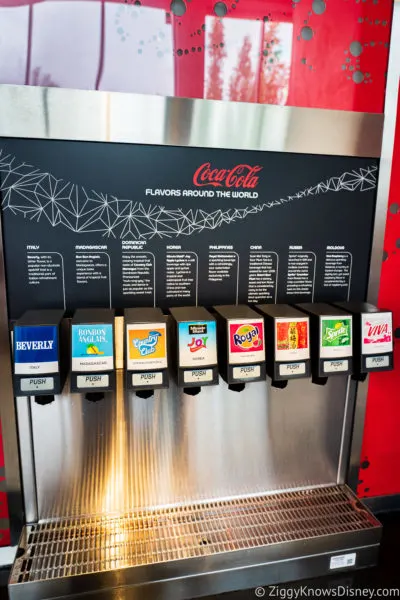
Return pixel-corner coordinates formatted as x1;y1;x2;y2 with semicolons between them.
0;85;385;600
213;304;266;388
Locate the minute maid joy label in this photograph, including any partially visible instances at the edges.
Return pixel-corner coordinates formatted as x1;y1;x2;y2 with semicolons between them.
320;316;352;359
127;323;167;370
72;323;114;371
14;325;59;375
178;321;217;368
228;319;265;364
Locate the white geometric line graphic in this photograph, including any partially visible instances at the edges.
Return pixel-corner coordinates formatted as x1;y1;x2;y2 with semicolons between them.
0;151;377;240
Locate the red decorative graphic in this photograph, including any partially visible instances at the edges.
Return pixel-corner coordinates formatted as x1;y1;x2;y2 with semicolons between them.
193;163;262;188
229;36;256;103
229;322;264;353
258;22;290;106
205;17;225;101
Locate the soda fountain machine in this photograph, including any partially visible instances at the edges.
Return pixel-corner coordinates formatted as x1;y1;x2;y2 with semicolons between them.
0;84;388;599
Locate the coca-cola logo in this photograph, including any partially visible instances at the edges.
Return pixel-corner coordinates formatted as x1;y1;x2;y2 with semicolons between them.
193;163;262;189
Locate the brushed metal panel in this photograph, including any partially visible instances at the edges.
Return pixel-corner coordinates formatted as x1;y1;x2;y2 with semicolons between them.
15;397;38;524
30;371;348;521
0;84;383;157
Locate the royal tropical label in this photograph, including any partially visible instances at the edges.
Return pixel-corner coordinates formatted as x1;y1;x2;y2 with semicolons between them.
320;316;352;359
228;319;265;364
126;322;167;370
72;323;114;371
361;312;393;355
275;318;310;362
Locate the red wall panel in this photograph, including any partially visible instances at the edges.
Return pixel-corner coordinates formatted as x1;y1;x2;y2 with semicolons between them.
0;0;392;112
358;87;400;499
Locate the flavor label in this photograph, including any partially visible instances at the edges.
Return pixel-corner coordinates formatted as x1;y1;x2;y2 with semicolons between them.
126;323;167;370
77;374;109;388
183;369;213;383
279;362;306;377
366;355;390;369
72;324;114;372
320;316;352;359
20;377;55;392
228;319;265;365
178;320;217;368
323;359;349;373
14;325;59;375
361;312;393;355
330;553;356;570
132;372;163;386
232;365;261;380
275;318;309;362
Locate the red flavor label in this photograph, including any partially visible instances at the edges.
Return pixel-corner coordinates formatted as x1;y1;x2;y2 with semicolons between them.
229;322;264;353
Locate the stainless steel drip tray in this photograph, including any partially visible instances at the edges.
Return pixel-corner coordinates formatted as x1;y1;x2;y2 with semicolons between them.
9;485;381;600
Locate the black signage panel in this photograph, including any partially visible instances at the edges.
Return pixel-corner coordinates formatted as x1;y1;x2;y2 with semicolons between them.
0;140;377;319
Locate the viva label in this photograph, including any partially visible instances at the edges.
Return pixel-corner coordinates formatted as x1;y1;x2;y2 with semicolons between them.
275;318;309;362
127;323;167;370
72;323;114;371
320;317;352;359
361;313;393;355
178;320;217;368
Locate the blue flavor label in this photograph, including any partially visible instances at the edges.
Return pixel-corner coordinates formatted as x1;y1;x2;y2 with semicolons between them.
178;320;217;368
72;323;114;371
14;325;59;375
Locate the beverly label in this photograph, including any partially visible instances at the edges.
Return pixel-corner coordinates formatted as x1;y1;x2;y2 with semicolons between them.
72;323;114;371
178;321;217;368
361;312;393;355
228;320;265;365
275;318;309;362
320;317;352;359
14;325;59;375
127;323;167;370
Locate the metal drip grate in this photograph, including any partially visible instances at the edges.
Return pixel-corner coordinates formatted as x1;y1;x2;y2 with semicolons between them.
12;486;378;584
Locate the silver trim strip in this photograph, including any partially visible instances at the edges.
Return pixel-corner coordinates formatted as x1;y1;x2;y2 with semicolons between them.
348;2;400;492
0;84;383;158
15;398;38;525
337;378;357;485
0;207;23;542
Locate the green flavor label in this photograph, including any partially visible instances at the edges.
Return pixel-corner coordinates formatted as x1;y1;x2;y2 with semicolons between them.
321;319;351;347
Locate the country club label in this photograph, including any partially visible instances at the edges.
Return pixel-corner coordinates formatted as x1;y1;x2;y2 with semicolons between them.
228;320;265;365
275;318;310;362
361;312;393;355
178;320;217;368
72;323;114;371
126;323;167;371
320;316;352;359
14;325;59;375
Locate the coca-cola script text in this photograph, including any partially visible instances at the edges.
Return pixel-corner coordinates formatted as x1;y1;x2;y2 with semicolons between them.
193;163;262;188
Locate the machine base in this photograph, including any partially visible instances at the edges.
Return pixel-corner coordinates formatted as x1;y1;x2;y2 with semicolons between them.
9;485;381;600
